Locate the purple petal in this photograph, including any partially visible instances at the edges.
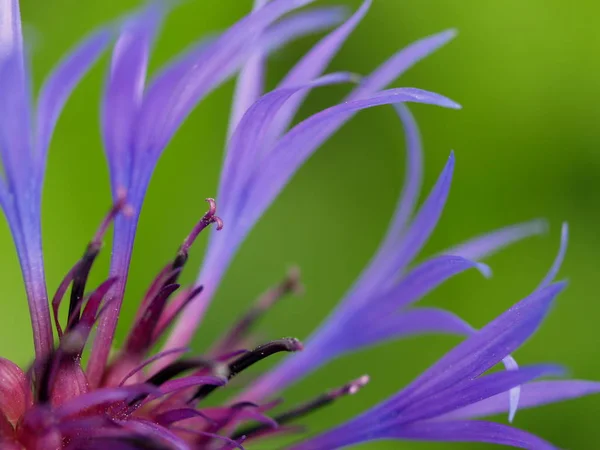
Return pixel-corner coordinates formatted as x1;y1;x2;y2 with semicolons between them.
262;6;348;54
0;54;32;188
0;0;23;59
228;3;347;139
388;421;557;450
227;54;265;141
328;103;424;310
503;354;521;423
349;307;474;350
242;90;459;233
276;29;456;189
265;0;371;143
227;0;268;139
441;380;600;420
390;282;566;408
350;29;457;100
291;419;556;450
352;254;490;316
219;72;357;223
36;28;111;184
385;104;423;241
399;364;565;424
444;219;547;261
0;49;53;358
135;0;318;157
537;222;568;289
102;4;163;192
347;152;456;304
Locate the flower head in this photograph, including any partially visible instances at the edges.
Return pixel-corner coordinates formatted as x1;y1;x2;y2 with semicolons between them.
0;1;597;449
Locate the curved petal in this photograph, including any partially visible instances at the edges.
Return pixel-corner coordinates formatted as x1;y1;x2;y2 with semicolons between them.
439;380;600;421
242;89;459;234
388;420;557;450
265;0;372;143
444;219;547;261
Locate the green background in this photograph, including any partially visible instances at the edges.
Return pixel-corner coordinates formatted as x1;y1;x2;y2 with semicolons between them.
4;0;600;448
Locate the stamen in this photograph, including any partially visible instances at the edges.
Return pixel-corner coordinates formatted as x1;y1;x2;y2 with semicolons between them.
231;375;369;440
118;348;189;387
124;284;180;355
124;357;229;410
191;338;303;402
92;187;133;245
151;286;204;343
175;198;223;271
67;194;131;330
202;401;278;436
63;278;118;358
136;264;178;320
67;245;100;330
147;357;229;387
212;268;303;355
52;261;82;338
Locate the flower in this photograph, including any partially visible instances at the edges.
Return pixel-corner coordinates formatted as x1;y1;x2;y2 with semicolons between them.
0;0;597;449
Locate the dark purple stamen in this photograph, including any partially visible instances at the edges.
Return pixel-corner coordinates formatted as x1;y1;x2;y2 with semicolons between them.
231;375;370;440
67;243;100;330
191;338;303;402
169;198;223;285
151;286;204;344
66;192;131;331
125;284;180;355
147;358;228;387
52;261;82;338
125;358;227;409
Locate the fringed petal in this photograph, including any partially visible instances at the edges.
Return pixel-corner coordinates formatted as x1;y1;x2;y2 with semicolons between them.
444;219;547;261
101;3;164;191
264;0;372;143
439;380;600;421
398;364;565;424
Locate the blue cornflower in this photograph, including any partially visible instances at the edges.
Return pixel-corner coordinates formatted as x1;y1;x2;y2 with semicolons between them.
0;0;597;449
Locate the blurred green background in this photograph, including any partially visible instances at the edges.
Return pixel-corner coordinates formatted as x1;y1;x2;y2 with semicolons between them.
4;0;600;448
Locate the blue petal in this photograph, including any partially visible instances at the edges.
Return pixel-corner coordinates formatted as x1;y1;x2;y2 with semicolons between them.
439;380;600;420
265;0;371;143
444;219;547;261
102;3;164;192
